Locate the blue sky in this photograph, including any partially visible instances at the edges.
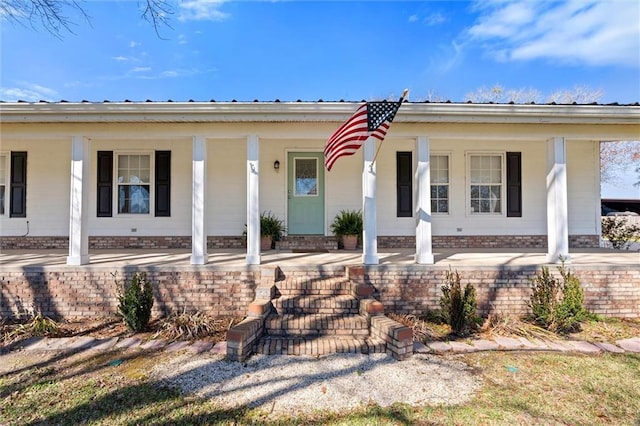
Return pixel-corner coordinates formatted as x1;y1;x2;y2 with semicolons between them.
1;0;639;197
1;0;639;103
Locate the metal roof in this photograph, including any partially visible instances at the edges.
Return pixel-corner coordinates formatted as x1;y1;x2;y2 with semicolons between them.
1;99;639;125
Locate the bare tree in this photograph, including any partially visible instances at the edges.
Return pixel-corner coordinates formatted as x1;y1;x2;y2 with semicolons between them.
547;85;603;104
464;85;543;103
1;0;174;38
464;84;605;104
601;141;640;184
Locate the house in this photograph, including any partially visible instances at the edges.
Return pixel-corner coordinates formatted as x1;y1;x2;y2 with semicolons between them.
2;100;638;265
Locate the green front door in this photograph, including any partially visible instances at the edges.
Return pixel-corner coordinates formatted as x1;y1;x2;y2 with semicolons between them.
287;152;324;234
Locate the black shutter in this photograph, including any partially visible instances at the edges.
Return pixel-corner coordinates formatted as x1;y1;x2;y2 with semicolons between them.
155;151;171;217
506;152;522;217
97;151;113;217
396;152;412;217
9;152;27;218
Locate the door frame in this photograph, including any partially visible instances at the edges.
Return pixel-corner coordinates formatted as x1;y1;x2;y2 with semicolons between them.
285;149;327;235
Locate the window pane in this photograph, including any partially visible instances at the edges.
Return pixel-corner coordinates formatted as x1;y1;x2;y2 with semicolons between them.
430;186;437;198
0;186;4;215
438;185;448;198
295;158;317;196
118;185;150;214
431;200;437;212
0;155;6;185
469;155;502;214
438;200;448;212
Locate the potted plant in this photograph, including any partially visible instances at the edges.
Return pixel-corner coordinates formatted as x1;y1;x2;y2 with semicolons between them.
260;211;286;250
330;209;362;250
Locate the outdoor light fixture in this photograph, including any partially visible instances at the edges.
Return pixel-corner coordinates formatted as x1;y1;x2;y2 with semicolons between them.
274;160;280;170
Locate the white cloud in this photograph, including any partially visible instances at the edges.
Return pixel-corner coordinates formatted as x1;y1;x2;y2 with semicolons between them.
129;41;140;48
178;0;229;22
408;12;446;26
423;12;446;26
131;67;152;73
466;0;640;67
0;82;58;102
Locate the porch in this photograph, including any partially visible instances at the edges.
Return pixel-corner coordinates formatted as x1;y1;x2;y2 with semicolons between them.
2;247;637;269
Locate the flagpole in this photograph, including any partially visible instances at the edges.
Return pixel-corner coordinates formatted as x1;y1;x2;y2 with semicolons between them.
370;88;409;167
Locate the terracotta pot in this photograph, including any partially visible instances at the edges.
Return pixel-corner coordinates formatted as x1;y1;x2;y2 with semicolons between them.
261;235;273;250
342;234;358;250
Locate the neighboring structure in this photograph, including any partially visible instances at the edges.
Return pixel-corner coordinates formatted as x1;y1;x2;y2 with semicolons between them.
1;101;639;266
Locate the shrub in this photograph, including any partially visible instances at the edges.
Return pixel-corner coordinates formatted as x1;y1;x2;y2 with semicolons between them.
116;272;154;332
529;263;587;333
601;216;640;250
330;209;363;237
439;269;478;336
260;211;286;241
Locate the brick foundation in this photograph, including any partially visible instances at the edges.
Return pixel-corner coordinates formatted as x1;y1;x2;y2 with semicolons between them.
1;263;636;321
0;269;258;320
0;234;600;250
347;265;640;318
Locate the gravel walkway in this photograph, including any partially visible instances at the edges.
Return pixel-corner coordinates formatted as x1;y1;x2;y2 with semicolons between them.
151;352;480;415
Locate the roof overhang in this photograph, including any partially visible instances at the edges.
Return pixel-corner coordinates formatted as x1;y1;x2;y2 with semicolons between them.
1;101;639;125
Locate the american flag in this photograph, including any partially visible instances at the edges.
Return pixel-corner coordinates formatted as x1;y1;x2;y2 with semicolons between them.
324;98;404;171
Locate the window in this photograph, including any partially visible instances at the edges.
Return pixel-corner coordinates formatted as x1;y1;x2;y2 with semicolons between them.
294;157;318;196
0;154;6;215
469;154;503;214
117;154;151;214
430;155;449;213
98;151;170;217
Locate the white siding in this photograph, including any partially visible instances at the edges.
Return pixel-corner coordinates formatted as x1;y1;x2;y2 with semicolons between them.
567;140;600;235
0;138;70;236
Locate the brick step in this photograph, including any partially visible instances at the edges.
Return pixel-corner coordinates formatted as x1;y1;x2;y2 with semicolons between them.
273;294;359;315
276;236;338;250
274;278;355;297
254;336;387;356
265;313;370;337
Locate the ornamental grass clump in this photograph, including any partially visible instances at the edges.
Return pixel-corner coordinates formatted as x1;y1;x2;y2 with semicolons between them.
440;269;478;336
116;272;154;333
529;263;587;333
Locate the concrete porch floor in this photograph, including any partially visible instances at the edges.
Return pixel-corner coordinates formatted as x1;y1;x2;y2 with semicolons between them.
0;247;637;270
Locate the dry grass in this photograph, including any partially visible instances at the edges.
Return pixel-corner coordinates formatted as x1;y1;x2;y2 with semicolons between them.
388;311;640;346
153;311;239;341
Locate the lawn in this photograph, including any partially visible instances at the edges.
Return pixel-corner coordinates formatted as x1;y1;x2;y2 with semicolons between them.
1;344;639;425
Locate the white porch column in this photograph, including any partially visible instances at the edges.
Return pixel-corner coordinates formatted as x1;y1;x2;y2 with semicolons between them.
190;136;208;265
246;134;260;265
362;137;378;265
415;136;434;264
546;136;570;263
66;136;90;266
